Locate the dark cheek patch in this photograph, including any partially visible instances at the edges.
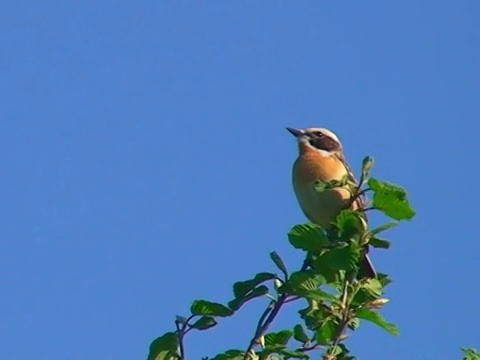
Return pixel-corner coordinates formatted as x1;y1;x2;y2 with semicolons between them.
309;137;341;152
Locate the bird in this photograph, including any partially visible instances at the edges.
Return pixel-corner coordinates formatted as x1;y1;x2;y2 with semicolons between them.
287;126;376;278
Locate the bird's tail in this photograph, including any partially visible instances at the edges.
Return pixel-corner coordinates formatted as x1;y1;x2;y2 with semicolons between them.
358;253;376;279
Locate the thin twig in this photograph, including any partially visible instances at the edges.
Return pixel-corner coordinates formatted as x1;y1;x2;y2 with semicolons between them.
298;342;323;352
243;255;310;358
175;321;184;359
284;295;302;304
356;187;371;200
347;185;372;209
176;315;195;360
244;294;288;358
327;277;351;356
252;301;275;340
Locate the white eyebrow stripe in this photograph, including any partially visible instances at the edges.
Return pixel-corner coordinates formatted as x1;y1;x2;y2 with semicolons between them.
304;127;341;145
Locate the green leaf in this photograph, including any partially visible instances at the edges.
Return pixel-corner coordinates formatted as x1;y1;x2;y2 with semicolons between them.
228;285;269;310
288;223;330;252
301;289;338;302
368;178;416;220
361;279;383;297
461;348;480;360
270;251;288;279
210;349;245;360
233;272;276;298
369;221;398;235
356;308;399;335
351;288;373;307
147;332;179;360
257;345;287;356
369;237;391;249
298;300;331;330
190;316;217;330
279;349;309;359
293;324;310;343
319;243;361;272
288;271;326;294
361;156;374;180
335;210;365;239
376;273;393;287
315;318;337;345
264;330;294;346
310;257;338;284
329;344;355;360
314;176;349;193
190;300;232;317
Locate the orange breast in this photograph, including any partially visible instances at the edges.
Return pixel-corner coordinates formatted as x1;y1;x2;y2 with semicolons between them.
293;149;347;185
291;148;354;228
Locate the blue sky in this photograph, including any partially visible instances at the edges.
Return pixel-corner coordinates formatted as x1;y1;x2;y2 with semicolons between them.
1;1;479;359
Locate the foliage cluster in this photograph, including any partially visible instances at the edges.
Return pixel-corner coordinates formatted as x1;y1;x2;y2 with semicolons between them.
146;157;475;360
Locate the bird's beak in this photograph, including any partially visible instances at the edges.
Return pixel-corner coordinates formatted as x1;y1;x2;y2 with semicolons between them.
286;127;304;137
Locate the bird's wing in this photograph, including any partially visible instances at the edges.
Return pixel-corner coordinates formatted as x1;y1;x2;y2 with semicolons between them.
333;152;368;213
334;152;375;278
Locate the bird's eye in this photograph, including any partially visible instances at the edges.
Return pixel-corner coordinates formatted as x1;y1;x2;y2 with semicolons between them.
314;131;324;137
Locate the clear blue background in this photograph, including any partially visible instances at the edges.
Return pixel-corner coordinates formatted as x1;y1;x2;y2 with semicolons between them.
1;1;479;359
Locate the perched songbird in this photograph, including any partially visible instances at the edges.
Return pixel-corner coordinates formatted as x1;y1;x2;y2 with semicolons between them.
287;127;376;278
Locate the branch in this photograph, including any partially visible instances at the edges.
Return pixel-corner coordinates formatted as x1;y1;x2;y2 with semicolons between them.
175;315;195;359
243;255;311;358
326;276;351;356
244;294;288;358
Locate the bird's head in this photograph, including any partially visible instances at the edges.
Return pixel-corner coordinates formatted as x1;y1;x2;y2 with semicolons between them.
286;127;343;154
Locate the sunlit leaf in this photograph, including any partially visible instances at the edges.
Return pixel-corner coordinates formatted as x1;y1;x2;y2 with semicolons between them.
191;316;217;330
329;344;355;360
361;279;383;297
287;271;327;294
298;300;332;330
288;223;329;252
314;176;348;193
228;285;269;311
375;273;392;288
461;347;480;360
190;300;232;317
310;256;339;284
147;332;179;360
368;178;415;220
210;349;245;360
351;278;384;307
356;308;399;335
233;272;276;298
257;345;287;356
369;222;398;235
319;243;361;272
301;289;337;302
335;210;365;239
315;318;337;345
369;237;391;249
264;330;294;346
279;349;309;359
